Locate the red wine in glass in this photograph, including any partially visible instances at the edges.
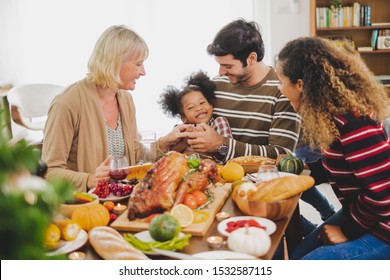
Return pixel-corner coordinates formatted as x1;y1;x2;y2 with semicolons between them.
109;155;130;181
109;168;130;181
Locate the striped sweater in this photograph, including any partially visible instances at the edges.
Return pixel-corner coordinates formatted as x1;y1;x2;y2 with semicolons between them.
212;69;301;160
322;112;390;243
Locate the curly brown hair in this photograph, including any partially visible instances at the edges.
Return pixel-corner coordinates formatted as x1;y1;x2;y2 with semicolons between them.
158;70;216;118
278;37;387;150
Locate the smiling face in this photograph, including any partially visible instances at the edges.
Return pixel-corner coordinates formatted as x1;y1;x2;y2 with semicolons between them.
180;91;213;124
215;54;251;85
275;61;303;112
118;54;146;91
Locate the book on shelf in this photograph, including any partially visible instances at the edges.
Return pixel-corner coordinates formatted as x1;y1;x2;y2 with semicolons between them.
315;3;371;28
371;22;390;26
357;46;373;52
365;5;371;26
360;5;365;26
371;29;379;50
375;75;390;85
352;2;360;27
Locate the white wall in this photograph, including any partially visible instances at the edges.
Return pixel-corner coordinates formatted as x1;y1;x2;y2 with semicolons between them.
0;0;310;140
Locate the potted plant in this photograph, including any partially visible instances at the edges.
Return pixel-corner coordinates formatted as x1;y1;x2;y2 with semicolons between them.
0;139;73;259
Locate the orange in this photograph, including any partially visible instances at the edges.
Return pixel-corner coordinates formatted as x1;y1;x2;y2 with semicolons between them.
103;201;115;212
221;162;245;182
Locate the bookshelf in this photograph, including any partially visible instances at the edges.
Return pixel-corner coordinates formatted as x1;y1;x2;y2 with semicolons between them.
310;0;390;77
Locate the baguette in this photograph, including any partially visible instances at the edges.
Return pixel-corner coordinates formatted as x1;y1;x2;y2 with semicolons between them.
249;175;315;202
89;226;150;260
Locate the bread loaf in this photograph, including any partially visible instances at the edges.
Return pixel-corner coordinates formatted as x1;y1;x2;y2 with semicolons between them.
89;226;150;260
228;156;276;165
249;175;314;202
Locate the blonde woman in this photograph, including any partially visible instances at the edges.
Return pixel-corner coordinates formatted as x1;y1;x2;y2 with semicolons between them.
276;37;390;259
42;25;148;191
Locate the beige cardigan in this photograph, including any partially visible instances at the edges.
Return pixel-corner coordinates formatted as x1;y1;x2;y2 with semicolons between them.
42;78;140;192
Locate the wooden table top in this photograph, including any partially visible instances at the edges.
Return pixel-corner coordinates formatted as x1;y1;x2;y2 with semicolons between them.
82;192;302;260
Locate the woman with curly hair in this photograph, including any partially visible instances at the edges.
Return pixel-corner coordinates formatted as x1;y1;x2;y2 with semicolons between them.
157;70;232;158
276;37;390;260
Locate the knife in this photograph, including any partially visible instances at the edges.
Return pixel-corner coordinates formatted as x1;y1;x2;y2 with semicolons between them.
152;249;205;260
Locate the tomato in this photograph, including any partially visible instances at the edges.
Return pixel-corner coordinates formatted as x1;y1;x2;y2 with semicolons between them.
103;201;115;212
183;194;198;209
146;213;161;223
109;213;117;222
192;190;207;206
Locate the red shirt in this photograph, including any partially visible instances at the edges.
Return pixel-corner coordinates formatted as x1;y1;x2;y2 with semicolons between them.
322;113;390;243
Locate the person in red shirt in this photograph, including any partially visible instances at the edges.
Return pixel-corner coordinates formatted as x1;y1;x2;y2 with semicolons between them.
276;37;390;260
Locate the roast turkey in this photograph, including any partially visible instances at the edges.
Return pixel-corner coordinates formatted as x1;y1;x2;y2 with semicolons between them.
127;151;222;220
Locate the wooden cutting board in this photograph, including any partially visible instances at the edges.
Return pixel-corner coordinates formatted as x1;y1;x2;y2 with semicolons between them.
110;183;232;236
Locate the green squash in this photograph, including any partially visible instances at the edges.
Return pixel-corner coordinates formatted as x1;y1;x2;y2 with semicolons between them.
277;154;304;175
149;213;180;242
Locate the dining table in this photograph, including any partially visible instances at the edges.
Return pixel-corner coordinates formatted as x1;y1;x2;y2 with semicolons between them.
80;190;303;260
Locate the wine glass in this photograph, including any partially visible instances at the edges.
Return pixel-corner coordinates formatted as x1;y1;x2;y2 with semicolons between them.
109;155;130;181
138;131;157;165
255;165;280;183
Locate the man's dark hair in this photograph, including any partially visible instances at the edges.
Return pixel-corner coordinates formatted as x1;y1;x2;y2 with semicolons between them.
207;19;265;67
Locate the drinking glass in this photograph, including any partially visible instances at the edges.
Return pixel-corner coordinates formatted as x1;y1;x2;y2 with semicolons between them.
138;131;157;165
109;155;130;181
255;165;280;183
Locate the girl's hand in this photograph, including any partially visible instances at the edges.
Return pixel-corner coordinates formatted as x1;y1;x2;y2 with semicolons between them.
159;124;194;151
318;224;348;245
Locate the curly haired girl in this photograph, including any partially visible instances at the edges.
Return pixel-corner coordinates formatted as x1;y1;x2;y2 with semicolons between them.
158;70;232;155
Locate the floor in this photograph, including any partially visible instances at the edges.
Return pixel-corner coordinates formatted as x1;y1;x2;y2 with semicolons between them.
299;183;342;226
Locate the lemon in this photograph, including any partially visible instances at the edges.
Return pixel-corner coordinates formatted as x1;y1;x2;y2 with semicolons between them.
221;162;245;182
170;204;194;228
193;210;210;224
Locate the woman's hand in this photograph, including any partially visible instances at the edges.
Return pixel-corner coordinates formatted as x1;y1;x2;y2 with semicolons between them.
91;156;111;187
318;224;348;245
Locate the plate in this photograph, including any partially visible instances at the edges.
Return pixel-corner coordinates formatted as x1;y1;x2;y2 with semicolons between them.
192;250;257;260
246;171;297;182
252;171;297;177
46;230;88;257
217;216;276;237
88;188;131;202
134;231;185;255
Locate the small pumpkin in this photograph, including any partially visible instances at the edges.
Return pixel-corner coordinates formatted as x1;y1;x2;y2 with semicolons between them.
71;203;110;232
227;226;271;257
149;213;180;242
277;153;304;175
